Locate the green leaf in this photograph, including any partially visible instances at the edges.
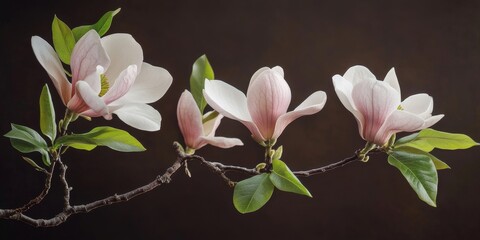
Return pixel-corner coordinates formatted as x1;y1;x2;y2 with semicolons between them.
39;85;56;142
72;8;121;41
189;54;214;113
269;159;312;197
388;149;438;207
395;128;478;152
54;126;145;152
233;173;274;214
394;146;450;170
52;15;76;64
4;124;50;165
21;156;47;172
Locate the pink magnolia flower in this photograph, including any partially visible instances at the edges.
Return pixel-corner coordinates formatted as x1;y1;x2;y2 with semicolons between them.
31;30;172;131
332;65;444;146
177;90;243;151
203;66;327;143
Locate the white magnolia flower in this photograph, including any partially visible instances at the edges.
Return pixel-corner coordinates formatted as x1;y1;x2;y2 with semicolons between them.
177;90;243;151
203;66;327;143
31;30;172;131
332;65;444;145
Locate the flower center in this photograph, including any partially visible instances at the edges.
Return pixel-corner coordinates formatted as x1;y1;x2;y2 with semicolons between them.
99;74;110;97
397;105;404;110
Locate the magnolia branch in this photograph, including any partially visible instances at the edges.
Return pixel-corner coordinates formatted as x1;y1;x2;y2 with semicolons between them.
0;143;366;227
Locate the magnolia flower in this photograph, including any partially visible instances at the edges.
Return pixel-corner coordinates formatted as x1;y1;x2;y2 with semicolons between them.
31;30;172;131
203;66;327;143
177;90;243;151
332;65;444;146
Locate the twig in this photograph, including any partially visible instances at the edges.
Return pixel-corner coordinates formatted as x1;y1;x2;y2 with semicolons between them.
58;158;71;210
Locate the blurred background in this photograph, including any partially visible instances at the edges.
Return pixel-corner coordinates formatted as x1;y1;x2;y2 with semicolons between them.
1;0;479;239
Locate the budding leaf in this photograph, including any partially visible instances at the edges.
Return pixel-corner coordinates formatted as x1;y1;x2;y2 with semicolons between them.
54;126;145;152
190;54;214;113
52;15;76;64
269;159;312;197
72;8;121;41
39;85;56;142
4;124;50;166
22;156;46;172
388;149;438;207
233;173;274;214
395;128;478;152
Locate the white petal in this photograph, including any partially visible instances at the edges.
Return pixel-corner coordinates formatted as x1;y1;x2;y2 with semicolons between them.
273;91;327;139
118;62;172;104
332;75;365;137
384;67;401;95
74;81;108;116
203;111;223;137
247;69;291;139
70;30;110;88
203;80;251;122
102;65;138;105
420;114;444;130
374;110;425;145
196;136;244;149
101;34;143;84
271;66;284;77
352;80;401;142
113;103;161;131
82;66;104;95
204;80;264;141
343;65;377;85
31;36;71;105
401;93;433;119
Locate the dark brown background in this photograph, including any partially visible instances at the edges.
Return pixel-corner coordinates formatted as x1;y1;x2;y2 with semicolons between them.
1;0;479;239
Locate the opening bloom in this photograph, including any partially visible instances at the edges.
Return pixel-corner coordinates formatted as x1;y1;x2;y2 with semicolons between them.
177;90;243;151
332;65;444;146
31;30;172;131
203;66;327;143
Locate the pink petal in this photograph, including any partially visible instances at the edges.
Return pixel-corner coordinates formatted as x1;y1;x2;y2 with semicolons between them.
247;68;291;140
374;110;425;145
352;80;401;142
102;65;138;105
273;91;327;139
70;30;110;94
69;81;108;117
177;90;203;149
31;36;71;105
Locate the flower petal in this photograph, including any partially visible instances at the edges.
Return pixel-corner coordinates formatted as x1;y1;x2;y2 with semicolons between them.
352;80;401;142
69;81;108;117
374;110;425;145
343;65;377;85
401;93;433;118
118;62;172;104
247;68;291;139
421;114;444;130
102;65;138;105
383;67;401;95
332;74;365;137
203;111;223;137
70;30;110;91
101;33;143;84
196;136;244;149
31;36;71;105
273;91;327;139
248;67;270;88
204;80;264;141
177;90;203;148
113;103;161;131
